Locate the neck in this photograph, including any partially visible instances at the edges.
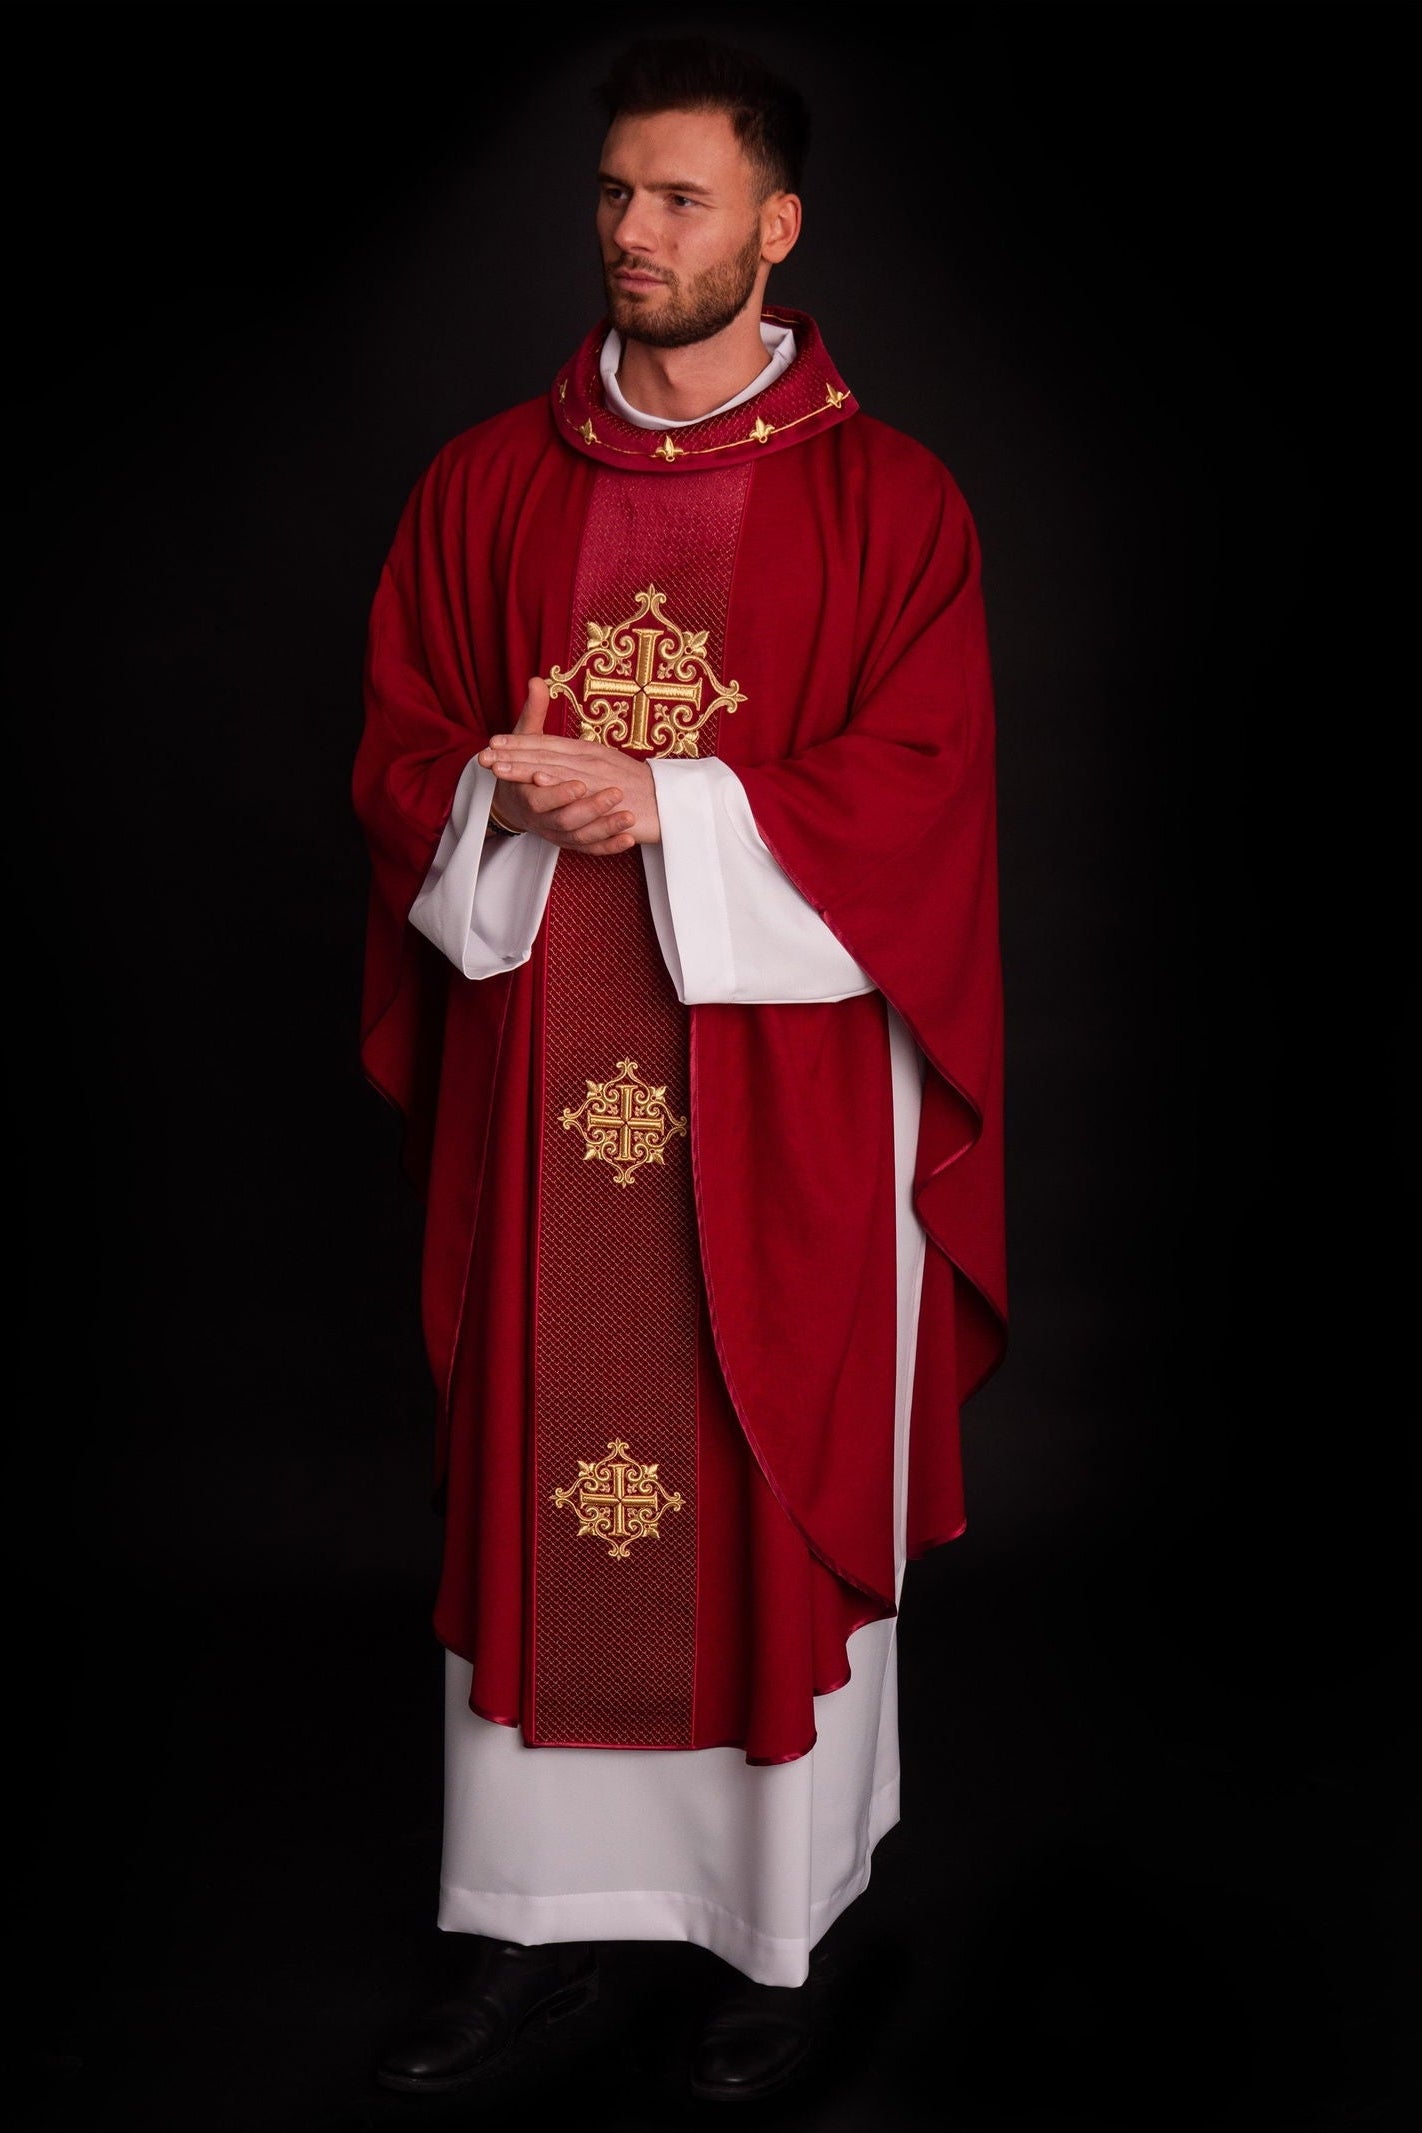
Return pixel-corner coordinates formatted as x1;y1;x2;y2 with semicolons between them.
615;303;771;422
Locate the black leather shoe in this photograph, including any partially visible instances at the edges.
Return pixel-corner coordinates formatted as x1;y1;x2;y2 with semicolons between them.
689;1973;816;2103
376;1937;598;2094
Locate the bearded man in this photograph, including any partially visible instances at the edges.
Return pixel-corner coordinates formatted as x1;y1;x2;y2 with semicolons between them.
354;34;1006;2105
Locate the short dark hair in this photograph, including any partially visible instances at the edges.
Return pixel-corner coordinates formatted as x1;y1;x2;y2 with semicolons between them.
595;37;810;197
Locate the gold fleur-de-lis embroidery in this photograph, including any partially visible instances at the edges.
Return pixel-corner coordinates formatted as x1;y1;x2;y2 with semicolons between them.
557;371;854;460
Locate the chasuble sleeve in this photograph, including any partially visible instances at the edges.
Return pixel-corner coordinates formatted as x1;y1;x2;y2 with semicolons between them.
734;480;1000;1104
353;444;505;1130
731;441;1007;1419
354;533;483;914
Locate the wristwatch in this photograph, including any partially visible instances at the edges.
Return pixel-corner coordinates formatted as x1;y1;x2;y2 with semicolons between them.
486;797;523;836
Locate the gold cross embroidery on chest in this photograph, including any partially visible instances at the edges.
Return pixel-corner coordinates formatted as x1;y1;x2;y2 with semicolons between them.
547;584;746;759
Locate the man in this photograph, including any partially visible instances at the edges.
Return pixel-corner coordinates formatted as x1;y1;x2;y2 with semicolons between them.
354;35;1005;2105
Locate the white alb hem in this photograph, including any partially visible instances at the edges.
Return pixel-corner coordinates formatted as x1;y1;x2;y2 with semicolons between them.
438;1774;900;1988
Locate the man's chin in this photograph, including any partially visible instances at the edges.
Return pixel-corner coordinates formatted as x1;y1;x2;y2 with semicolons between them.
607;289;666;335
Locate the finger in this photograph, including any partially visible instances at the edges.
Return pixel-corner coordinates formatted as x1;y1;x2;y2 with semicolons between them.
483;752;606;781
513;676;550;735
568;810;636;849
486;763;571;789
546;802;619;840
546;793;627;835
524;779;590;815
482;734;606;760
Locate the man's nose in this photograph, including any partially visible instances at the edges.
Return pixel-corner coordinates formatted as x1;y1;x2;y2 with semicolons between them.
612;194;656;256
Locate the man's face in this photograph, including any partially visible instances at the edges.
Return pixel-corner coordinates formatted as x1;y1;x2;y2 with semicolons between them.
596;108;775;349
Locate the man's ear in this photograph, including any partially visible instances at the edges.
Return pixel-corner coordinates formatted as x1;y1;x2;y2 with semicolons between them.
762;192;802;265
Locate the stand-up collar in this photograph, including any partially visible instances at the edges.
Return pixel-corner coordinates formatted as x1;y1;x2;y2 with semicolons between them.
551;308;857;473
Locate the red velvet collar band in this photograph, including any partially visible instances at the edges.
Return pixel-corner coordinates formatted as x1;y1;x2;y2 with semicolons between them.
550;308;858;473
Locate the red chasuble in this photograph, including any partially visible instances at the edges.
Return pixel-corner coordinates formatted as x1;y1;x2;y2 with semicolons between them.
354;310;1007;1764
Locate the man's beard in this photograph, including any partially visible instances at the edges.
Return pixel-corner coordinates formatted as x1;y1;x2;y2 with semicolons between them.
603;222;764;349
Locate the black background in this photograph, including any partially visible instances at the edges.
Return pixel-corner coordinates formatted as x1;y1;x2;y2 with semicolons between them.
8;4;1410;2128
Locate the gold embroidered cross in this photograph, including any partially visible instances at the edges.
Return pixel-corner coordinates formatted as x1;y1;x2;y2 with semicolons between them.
552;1437;684;1559
560;1057;687;1186
547;585;746;759
613;620;700;753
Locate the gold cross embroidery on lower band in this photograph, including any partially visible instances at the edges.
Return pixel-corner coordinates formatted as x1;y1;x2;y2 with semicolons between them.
560;1057;687;1186
551;1437;685;1559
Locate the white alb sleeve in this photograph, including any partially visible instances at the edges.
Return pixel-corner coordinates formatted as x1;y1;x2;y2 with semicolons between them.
642;758;873;1004
408;758;558;980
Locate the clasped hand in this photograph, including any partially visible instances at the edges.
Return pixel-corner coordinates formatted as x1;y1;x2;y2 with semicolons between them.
478;678;660;853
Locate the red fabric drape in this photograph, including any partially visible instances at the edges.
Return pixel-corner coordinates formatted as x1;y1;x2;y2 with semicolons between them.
353;314;1006;1760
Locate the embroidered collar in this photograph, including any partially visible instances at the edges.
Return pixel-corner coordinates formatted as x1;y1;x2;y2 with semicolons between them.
551;308;857;472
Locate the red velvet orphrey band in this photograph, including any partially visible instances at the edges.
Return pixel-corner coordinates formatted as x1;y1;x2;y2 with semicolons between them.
354;310;1007;1764
532;465;747;1749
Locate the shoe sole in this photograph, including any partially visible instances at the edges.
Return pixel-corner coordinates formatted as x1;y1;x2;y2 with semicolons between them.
375;1972;600;2095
